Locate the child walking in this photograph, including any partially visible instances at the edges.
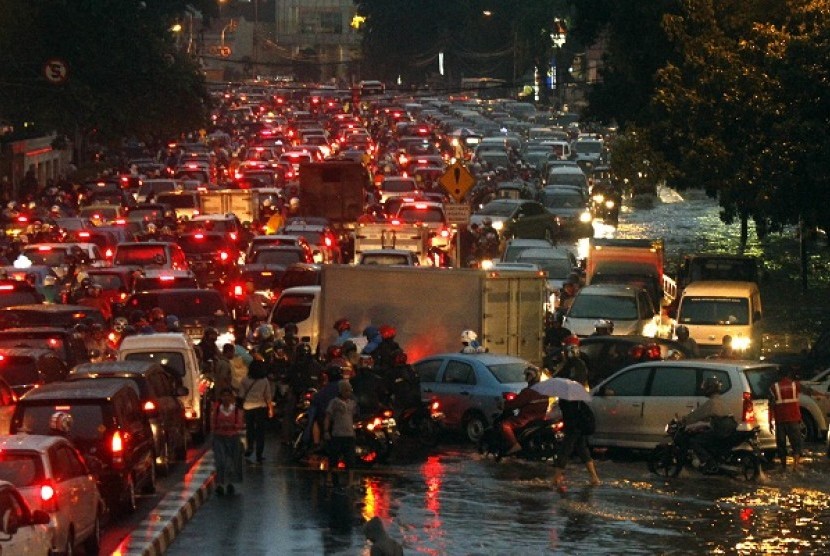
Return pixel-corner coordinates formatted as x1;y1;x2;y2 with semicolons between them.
212;387;245;496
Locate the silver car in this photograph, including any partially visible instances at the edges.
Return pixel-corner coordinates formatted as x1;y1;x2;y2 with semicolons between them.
588;360;824;451
414;353;533;442
563;284;658;336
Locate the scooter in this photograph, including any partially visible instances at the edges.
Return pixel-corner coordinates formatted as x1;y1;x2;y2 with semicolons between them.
478;410;565;462
395;399;444;447
353;407;400;466
648;418;764;481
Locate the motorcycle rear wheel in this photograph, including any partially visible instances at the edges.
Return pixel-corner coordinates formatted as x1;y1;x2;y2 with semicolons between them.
648;445;683;478
417;417;440;447
735;451;761;481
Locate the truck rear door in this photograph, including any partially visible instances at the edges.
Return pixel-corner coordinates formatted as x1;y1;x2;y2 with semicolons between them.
482;275;544;365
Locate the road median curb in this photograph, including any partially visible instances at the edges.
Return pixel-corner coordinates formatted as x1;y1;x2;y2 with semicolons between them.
113;451;215;556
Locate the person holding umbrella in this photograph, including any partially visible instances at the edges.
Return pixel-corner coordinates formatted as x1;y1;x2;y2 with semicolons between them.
501;367;550;455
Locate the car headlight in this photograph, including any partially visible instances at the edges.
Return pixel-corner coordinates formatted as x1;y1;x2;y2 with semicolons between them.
732;336;751;351
605;200;615;209
492;220;503;231
592;194;605;203
579;211;592;223
480;259;494;270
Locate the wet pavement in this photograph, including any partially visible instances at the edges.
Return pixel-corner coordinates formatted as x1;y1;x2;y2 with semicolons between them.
165;431;830;555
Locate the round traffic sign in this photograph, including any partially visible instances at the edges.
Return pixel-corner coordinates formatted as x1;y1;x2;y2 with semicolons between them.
43;58;69;85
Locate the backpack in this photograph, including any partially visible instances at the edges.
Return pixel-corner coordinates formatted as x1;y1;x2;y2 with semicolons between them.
576;401;596;435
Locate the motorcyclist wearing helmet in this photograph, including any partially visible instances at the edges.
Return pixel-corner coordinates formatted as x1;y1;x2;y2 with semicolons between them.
591;319;614;336
543;311;572;371
333;318;353;346
199;327;220;370
39;274;60;303
373;325;401;372
149;306;167;332
559;335;589;386
281;322;300;358
501;367;550;455
253;323;276;364
460;329;485;354
385;350;421;412
351;354;387;416
682;377;733;471
361;325;382;357
165;314;181;333
310;364;344;447
674;325;700;357
476;217;500;261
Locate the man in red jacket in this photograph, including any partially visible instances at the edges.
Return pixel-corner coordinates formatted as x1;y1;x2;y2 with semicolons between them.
769;366;827;469
502;367;549;455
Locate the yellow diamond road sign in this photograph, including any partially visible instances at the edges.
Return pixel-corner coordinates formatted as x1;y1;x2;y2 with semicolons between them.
439;162;475;203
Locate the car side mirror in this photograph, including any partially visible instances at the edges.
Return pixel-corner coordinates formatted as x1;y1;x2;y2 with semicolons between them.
1;509;18;535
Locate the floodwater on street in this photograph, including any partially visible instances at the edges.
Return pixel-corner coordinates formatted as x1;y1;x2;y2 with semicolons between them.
165;441;830;555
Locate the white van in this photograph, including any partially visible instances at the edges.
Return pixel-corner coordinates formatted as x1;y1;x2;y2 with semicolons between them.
117;333;205;439
675;281;763;358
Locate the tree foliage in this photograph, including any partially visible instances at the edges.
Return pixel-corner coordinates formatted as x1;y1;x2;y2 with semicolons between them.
0;0;211;150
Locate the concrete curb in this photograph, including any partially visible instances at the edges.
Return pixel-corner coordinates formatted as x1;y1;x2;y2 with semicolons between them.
113;451;216;556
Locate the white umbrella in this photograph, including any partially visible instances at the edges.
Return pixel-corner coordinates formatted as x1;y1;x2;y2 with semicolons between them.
531;377;592;402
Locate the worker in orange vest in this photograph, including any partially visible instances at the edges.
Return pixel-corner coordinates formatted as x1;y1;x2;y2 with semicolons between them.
769;366;827;469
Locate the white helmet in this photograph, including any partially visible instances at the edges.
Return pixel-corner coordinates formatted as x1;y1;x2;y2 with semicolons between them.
461;329;478;344
289;197;300;209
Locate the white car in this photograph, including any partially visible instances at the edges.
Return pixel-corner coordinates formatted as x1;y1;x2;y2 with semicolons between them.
0;479;53;554
0;435;103;554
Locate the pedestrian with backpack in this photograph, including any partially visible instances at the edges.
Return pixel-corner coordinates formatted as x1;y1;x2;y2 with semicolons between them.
212;387;245;496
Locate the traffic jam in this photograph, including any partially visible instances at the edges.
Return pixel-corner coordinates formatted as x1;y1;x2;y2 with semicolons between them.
0;81;829;554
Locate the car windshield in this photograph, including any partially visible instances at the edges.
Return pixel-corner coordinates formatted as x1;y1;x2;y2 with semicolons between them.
0;452;45;487
243;270;284;290
183;220;233;233
17;404;104;440
114;246;167;266
547;172;586;188
283;230;323;245
157;194;197;209
139;182;176;197
516;256;572;277
271;293;314;327
743;366;784;400
478;202;516;217
0;309;104;329
22;248;67;267
569;294;638;320
382;180;417;193
252;250;302;265
360;254;412;266
396;207;445;224
542;191;584;208
178;235;230;254
488;362;532;383
131;291;226;319
125;352;185;377
678;297;749;325
0;291;42;309
133;276;198;291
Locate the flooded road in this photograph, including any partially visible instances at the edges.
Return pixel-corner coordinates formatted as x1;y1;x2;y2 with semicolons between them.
165;440;830;555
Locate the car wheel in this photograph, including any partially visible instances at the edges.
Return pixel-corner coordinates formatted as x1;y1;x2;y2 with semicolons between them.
142;458;157;494
801;412;818;443
83;514;100;555
463;412;487;443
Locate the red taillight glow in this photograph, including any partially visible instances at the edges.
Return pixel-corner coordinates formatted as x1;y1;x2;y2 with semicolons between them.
159;275;175;282
742;392;755;423
0;285;13;291
40;483;57;511
219;251;229;261
233;285;244;297
17;216;28;223
37;246;53;251
194;233;204;239
105;248;114;258
503;392;517;402
78;231;90;238
111;431;123;453
324;237;332;247
143;400;156;412
229;232;238;241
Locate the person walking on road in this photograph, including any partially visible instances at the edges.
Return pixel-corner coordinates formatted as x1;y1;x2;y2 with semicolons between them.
769;366;828;469
324;379;358;489
241;356;274;464
211;387;245;496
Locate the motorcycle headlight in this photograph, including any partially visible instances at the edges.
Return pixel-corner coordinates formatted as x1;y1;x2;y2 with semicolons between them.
592;194;605;203
579;211;592;223
732;336;751;351
605;200;615;209
492;220;504;231
480;259;494;270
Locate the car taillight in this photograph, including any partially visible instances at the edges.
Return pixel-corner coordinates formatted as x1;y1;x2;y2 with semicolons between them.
742;391;755;423
503;392;517;402
366;417;383;431
324;237;332;247
105;248;114;258
143;400;157;415
219;251;229;261
40;482;58;512
111;430;124;466
233;284;244;297
229;232;238;241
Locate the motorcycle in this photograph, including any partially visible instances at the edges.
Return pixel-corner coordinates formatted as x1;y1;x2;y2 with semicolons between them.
354;408;400;466
395;399;444;447
647;418;763;480
478;410;565;462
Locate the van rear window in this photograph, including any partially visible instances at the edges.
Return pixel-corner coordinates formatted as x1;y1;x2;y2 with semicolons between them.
114;246;167;266
124;352;185;377
17;404;104;440
0;453;44;487
271;293;314;327
679;297;749;325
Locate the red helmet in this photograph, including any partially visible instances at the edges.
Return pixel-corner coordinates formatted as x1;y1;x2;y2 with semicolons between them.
563;335;580;347
379;325;397;340
645;343;662;360
333;318;350;333
393;350;408;366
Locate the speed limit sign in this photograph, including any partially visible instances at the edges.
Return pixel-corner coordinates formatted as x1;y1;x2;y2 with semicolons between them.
43;58;69;84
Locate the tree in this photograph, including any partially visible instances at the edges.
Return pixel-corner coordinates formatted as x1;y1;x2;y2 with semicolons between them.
0;0;211;160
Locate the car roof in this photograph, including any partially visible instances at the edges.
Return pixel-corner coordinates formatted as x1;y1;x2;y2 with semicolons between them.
361;249;414;256
71;360;161;376
19;377;138;400
118;332;195;351
0;327;72;335
2;304;100;314
0;434;72;453
517;248;572;260
417;352;532;365
680;281;759;294
576;284;640;295
0;347;58;358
